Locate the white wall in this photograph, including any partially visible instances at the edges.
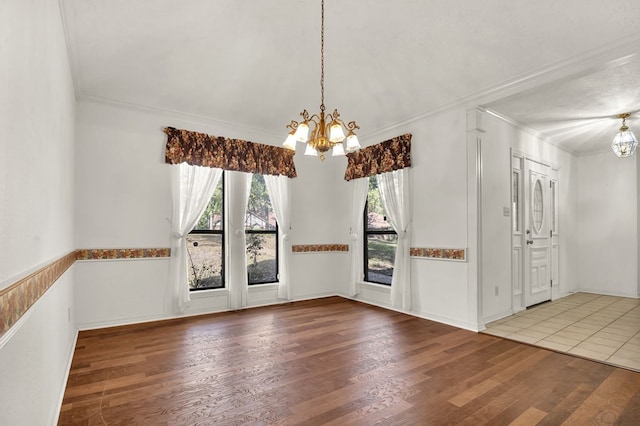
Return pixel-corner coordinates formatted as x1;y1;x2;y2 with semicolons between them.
0;273;76;426
0;0;75;284
290;154;352;299
74;100;352;329
479;111;579;323
0;0;77;424
352;107;474;330
577;152;638;297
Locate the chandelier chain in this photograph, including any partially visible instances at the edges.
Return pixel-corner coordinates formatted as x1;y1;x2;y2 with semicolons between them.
320;0;325;112
282;0;361;160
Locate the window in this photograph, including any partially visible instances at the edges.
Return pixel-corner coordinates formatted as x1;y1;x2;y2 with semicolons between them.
364;177;397;285
512;170;520;233
245;174;278;285
186;172;279;290
187;174;224;291
551;180;558;234
533;178;544;233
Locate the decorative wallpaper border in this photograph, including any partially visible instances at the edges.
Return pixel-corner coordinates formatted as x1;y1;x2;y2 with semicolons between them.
0;251;76;337
292;244;349;253
0;248;172;339
410;247;466;261
1;245;464;338
76;248;171;260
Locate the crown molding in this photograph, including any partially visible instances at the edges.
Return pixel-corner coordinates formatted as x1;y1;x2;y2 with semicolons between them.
479;107;579;157
482;107;623;158
77;94;283;140
576;147;617;157
58;0;81;100
362;35;640;142
472;37;640;107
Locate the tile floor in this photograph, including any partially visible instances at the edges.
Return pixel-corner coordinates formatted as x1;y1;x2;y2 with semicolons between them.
483;292;640;372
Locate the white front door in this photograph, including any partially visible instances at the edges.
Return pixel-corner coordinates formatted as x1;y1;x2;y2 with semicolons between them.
523;159;551;307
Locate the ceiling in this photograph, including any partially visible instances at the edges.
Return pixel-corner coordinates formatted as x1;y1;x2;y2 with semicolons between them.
484;54;640;155
60;0;640;155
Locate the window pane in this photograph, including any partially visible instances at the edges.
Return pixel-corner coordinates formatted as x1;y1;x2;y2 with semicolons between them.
366;234;397;285
551;180;558;234
186;234;223;290
246;233;277;284
512;170;520;233
533;178;544;232
246;174;276;231
193;179;223;231
367;177;394;231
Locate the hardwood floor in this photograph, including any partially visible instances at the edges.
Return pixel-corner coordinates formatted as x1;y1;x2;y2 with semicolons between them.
59;297;640;425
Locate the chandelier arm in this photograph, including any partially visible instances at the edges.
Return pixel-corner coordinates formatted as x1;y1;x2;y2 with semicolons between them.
299;109;311;122
306;114;321;125
345;121;360;131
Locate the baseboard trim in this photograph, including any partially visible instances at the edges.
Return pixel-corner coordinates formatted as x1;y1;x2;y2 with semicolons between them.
51;327;78;426
77;313;177;331
576;288;639;299
77;292;342;331
482;309;516;326
348;295;480;332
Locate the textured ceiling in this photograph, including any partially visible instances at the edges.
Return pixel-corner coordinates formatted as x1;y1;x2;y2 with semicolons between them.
61;0;640;153
484;55;640;155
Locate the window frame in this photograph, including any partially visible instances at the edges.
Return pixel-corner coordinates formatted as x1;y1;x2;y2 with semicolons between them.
245;173;279;286
187;172;281;289
188;173;225;291
245;224;279;285
363;197;397;286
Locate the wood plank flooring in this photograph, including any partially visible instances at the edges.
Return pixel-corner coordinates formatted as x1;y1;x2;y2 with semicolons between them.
59;297;640;425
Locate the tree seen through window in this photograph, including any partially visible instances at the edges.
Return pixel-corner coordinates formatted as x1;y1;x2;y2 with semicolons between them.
187;176;224;290
364;177;397;285
186;172;280;289
245;174;278;284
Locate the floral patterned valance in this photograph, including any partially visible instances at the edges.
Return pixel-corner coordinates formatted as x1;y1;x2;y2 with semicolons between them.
164;127;297;178
344;134;412;181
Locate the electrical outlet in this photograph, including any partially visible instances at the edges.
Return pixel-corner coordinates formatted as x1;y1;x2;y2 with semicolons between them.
68;307;71;323
494;286;499;296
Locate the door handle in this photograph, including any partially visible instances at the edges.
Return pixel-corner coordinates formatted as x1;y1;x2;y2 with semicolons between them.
526;239;534;245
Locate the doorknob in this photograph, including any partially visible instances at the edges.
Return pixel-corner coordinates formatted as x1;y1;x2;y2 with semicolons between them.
526;239;534;245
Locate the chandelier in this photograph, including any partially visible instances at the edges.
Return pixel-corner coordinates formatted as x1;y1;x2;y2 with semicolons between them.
282;0;361;161
611;113;638;158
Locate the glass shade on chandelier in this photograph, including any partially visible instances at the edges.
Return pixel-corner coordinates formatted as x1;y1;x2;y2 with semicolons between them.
611;113;638;158
281;0;362;161
284;108;361;161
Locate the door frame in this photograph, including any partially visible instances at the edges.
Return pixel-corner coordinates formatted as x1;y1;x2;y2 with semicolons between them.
511;150;560;312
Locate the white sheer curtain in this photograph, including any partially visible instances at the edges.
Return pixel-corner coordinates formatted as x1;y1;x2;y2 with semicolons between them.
227;171;252;309
348;176;369;297
377;168;411;310
264;175;292;300
168;163;222;313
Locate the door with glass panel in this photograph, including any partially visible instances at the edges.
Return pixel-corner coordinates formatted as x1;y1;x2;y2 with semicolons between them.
523;159;551;307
